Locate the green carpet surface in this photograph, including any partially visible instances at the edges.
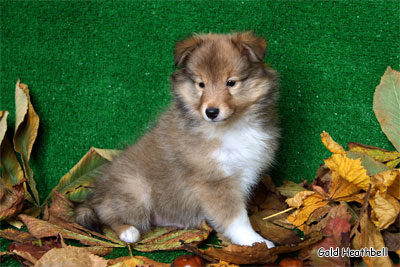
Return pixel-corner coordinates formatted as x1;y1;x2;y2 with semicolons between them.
1;0;399;265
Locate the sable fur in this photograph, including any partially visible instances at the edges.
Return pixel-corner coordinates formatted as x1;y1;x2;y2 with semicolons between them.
75;32;279;246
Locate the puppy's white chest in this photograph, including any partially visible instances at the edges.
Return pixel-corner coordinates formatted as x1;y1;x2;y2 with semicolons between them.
211;123;272;191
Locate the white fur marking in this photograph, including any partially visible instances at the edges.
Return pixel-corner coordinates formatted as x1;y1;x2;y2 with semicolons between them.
224;210;275;248
119;226;140;243
211;120;273;193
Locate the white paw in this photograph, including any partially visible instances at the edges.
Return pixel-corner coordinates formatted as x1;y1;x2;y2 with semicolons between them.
233;232;275;248
119;226;140;243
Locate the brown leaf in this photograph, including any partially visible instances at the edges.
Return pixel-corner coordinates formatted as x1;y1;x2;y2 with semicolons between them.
201;242;277;265
85;246;113;256
202;232;322;265
49;190;75;223
0;111;25;189
0;180;25;220
9;239;62;261
313;165;333;193
34;246;108;267
256;209;296;229
18;214;124;247
11;249;38;266
305;204;351;235
382;231;400;252
13;80;40;205
353;214;393;267
0;228;36;243
250;212;301;245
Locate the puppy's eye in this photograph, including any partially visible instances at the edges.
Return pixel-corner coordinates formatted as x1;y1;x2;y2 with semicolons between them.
198;82;205;88
226;80;236;87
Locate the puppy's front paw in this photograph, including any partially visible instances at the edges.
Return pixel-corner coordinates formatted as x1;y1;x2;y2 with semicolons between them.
231;232;275;248
119;226;140;243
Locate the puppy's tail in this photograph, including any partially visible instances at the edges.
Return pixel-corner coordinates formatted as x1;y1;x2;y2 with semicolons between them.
74;203;102;233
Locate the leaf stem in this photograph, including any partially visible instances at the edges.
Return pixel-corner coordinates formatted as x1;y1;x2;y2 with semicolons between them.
262;207;295;220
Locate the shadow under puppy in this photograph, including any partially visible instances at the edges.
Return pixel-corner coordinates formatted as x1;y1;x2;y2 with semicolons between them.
75;32;279;248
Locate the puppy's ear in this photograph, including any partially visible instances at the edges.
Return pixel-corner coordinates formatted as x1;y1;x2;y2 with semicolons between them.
174;35;203;67
232;32;267;63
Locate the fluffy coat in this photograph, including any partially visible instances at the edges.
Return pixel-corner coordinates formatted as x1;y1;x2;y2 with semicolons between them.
75;32;279;247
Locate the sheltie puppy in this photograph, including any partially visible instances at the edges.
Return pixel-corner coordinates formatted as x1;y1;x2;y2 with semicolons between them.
75;32;279;248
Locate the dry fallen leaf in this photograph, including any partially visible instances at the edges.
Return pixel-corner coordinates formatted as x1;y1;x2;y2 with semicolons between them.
0;111;25;189
202;232;322;265
201;242;277;265
0;180;25;220
134;221;212;252
352;214;393;267
321;131;346;154
348;142;400;164
13;80;40;205
18;214;124;248
250;212;301;245
34;246;108;267
0;228;36;243
46;147;121;203
324;153;370;191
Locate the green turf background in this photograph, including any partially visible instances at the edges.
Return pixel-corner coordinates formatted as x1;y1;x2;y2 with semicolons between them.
1;0;399;265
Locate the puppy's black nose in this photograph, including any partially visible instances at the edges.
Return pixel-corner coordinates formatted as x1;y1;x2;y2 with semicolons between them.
205;108;219;120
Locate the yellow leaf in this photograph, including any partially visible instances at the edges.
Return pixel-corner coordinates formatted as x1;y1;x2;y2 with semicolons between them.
285;191;315;208
321;131;345;154
371;169;400;198
387;158;400;168
348;142;400;163
324;154;370;191
369;191;400;230
287;194;328;228
329;171;360;200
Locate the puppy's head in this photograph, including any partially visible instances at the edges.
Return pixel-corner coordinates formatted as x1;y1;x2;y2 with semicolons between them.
172;32;276;124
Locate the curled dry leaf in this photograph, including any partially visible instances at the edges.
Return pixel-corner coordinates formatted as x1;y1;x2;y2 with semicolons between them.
347;150;390;176
348;142;400;164
0;180;25;220
352;214;393;267
46;147;121;203
324;154;370;191
369;191;400;230
134;221;212;252
201;232;322;265
0;111;25;189
250;212;301;245
373;66;400;152
321;131;346;154
0;228;36;243
285;191;315;209
13;80;40;205
34;246;108;267
9;239;62;263
18;214;124;248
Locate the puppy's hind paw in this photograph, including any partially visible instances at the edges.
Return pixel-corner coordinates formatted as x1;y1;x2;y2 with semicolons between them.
119;226;140;243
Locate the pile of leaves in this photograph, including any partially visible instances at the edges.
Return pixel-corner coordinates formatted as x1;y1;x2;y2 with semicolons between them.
0;66;399;266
